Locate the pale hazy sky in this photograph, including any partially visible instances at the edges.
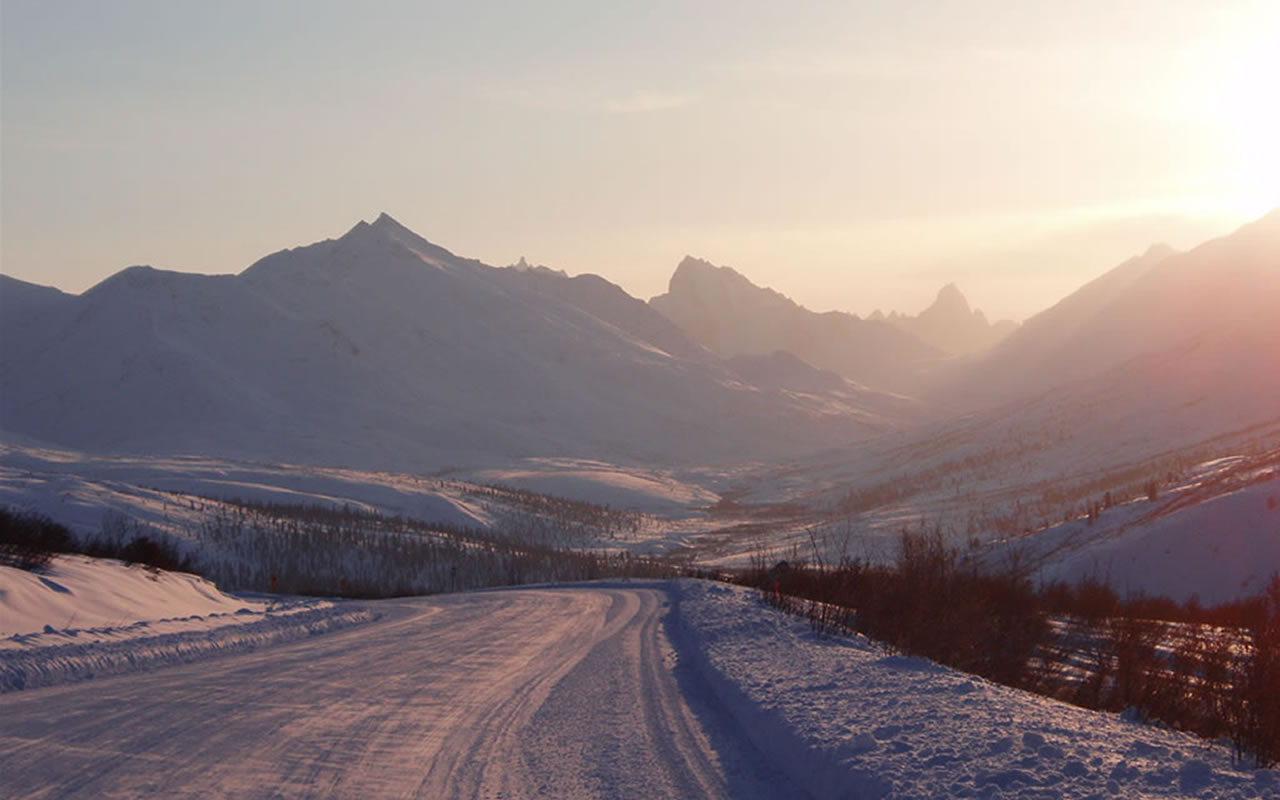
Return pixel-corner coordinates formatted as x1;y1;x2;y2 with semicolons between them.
3;0;1277;321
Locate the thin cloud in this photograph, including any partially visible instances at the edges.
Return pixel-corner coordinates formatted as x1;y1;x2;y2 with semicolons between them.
601;92;697;114
488;85;696;115
716;51;942;81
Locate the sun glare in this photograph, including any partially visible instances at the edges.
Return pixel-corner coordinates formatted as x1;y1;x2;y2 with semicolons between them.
1199;19;1280;218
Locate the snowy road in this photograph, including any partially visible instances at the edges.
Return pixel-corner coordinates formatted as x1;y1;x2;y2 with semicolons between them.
0;584;797;799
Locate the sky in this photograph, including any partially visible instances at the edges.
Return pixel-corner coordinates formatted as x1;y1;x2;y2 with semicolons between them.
2;0;1277;322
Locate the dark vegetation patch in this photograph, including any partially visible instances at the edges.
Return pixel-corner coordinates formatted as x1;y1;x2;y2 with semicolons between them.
740;531;1280;769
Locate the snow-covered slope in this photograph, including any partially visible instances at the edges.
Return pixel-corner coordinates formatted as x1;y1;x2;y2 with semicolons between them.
0;442;721;568
1;554;262;636
650;256;940;393
0;215;907;470
947;210;1280;411
1057;482;1280;605
996;468;1280;606
879;212;1280;515
0;444;497;537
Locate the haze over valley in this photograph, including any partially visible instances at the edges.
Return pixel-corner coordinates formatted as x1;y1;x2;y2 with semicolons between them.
4;1;1279;795
5;207;1278;596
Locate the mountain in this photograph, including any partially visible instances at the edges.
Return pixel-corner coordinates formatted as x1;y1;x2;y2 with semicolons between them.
0;214;909;470
872;284;1018;356
945;242;1174;400
649;257;940;393
934;209;1280;450
952;212;1278;403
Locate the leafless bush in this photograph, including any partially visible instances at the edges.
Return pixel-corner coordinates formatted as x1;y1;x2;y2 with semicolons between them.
742;544;1280;768
0;507;74;570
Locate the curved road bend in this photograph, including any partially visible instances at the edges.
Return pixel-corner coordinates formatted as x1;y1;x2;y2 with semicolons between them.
0;584;804;799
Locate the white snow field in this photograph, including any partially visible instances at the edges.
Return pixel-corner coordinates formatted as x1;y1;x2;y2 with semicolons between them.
0;442;713;550
1;556;375;692
2;555;268;635
3;579;1275;799
991;478;1280;606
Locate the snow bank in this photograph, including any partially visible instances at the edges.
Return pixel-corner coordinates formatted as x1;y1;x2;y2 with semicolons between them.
672;580;1278;799
2;554;265;635
1;555;376;692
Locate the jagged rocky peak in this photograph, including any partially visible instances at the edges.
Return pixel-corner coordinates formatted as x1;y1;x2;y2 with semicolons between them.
342;219;372;237
243;213;467;284
881;283;1015;356
669;255;740;291
648;254;941;392
663;256;795;309
507;256;568;278
370;211;414;235
930;283;972;315
675;255;716;273
341;211;414;242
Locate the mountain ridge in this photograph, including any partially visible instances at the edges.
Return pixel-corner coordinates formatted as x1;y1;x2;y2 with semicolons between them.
927;211;1280;449
649;256;940;393
0;216;908;470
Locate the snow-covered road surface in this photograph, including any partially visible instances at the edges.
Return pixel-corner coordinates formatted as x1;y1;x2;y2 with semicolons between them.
0;584;796;799
5;579;1275;799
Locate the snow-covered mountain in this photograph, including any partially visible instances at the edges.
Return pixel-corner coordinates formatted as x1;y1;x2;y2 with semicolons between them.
0;214;908;470
649;256;939;392
870;283;1018;356
941;210;1280;430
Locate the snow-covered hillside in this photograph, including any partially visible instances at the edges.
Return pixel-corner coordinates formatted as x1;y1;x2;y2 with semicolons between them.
993;467;1280;606
0;442;720;572
0;214;906;472
4;209;1279;614
687;408;1280;603
945;210;1280;411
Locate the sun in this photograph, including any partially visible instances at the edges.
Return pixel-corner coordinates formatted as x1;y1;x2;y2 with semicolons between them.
1200;17;1280;218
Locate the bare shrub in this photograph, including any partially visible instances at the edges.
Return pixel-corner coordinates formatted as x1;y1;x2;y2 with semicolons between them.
0;507;75;570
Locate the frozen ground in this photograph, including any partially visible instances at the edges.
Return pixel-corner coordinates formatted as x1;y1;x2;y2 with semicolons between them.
3;575;1274;798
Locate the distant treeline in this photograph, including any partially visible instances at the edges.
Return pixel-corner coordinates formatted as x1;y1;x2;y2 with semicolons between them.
0;498;678;602
837;430;1280;546
467;482;654;541
1;507;192;574
195;498;671;596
